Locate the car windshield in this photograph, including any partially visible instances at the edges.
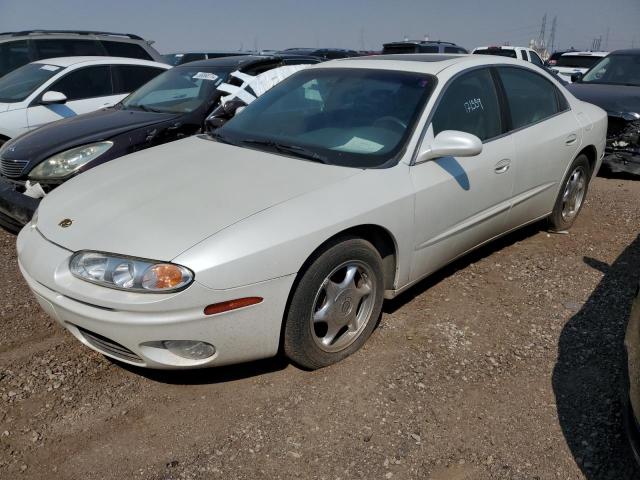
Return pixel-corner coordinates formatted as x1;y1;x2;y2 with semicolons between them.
215;68;436;168
556;55;603;69
0;63;61;102
163;54;184;66
474;49;517;59
581;54;640;86
121;66;231;113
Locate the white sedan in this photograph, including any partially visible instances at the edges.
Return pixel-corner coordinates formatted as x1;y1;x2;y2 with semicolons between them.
17;54;607;370
0;56;170;144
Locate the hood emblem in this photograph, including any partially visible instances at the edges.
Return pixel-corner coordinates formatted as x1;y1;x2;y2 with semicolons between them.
58;218;73;228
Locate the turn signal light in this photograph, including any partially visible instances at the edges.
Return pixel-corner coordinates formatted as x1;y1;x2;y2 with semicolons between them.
204;297;263;315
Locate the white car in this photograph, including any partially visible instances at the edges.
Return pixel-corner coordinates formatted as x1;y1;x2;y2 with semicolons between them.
17;54;607;370
473;45;546;68
550;51;609;83
0;56;170;144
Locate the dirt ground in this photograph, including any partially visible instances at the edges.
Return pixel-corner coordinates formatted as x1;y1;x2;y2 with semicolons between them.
1;175;639;480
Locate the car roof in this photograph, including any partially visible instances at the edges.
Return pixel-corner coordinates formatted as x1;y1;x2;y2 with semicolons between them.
176;54;314;68
560;51;608;57
608;48;640;56
322;53;529;75
32;56;170;68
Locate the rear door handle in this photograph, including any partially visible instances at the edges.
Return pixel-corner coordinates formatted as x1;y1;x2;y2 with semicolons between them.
565;134;577;145
494;159;511;174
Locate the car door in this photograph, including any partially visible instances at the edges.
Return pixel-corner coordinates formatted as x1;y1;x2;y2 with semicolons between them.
495;66;581;229
27;65;122;130
409;67;515;281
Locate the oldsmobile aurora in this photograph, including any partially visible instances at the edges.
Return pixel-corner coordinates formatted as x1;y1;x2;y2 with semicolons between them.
17;55;607;370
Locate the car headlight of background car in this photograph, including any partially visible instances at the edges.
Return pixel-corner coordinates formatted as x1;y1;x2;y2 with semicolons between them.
70;251;194;293
29;141;113;180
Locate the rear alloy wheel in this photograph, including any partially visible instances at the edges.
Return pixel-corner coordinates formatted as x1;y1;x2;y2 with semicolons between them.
548;154;591;232
284;238;384;369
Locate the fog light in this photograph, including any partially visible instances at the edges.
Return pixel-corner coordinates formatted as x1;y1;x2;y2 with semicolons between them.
162;340;215;360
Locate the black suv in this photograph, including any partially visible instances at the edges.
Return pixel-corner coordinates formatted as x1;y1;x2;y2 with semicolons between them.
0;30;165;77
0;54;320;231
382;40;468;55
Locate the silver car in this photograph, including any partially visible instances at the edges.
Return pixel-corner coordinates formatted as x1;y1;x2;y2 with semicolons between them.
17;54;607;370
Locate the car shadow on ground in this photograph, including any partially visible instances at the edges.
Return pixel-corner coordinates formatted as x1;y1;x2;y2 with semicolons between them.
111;355;290;385
553;234;640;479
383;220;545;314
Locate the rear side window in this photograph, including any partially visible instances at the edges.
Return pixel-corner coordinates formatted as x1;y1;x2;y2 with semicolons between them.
34;39;102;59
431;68;502;141
112;65;165;94
0;40;31;76
519;50;529;61
474;48;517;59
418;45;439;53
556;55;603;69
497;67;563;130
530;52;544;66
48;65;113;101
101;41;152;60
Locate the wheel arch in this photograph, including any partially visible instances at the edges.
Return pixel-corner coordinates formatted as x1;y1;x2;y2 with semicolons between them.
578;144;598;177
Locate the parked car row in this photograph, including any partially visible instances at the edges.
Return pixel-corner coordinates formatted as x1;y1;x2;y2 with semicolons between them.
3;25;640;468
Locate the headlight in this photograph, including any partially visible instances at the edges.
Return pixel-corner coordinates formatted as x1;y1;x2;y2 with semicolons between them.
29;141;113;179
69;251;194;293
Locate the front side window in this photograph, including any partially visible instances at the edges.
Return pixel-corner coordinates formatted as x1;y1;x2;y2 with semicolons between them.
217;68;437;168
121;66;230;113
498;67;562;130
0;63;59;102
48;66;113;101
431;68;502;141
581;55;640;87
101;41;152;61
0;40;31;77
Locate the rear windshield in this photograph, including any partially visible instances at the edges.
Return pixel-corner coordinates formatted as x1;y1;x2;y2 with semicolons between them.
0;63;60;102
474;48;518;59
557;55;604;69
382;45;439;54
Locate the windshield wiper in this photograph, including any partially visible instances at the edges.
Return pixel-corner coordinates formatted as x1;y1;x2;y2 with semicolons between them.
240;139;330;164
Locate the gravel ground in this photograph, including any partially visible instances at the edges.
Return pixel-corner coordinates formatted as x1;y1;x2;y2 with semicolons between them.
0;175;639;480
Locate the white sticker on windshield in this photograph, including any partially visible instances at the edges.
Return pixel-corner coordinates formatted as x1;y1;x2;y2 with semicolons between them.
40;65;60;71
333;137;384;153
193;72;219;81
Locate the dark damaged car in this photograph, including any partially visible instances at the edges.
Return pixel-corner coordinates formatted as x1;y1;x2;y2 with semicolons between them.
568;49;640;176
0;54;319;231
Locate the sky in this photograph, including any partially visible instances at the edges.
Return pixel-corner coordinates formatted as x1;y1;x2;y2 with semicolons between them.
1;0;638;54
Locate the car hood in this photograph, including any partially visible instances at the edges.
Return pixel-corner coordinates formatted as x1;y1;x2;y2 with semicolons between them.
36;136;361;261
567;83;640;117
2;107;179;163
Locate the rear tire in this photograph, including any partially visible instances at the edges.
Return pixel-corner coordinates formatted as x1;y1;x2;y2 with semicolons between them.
548;154;591;232
284;238;384;370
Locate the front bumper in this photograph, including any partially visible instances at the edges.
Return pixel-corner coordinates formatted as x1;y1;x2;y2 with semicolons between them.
0;176;40;232
603;151;640;176
624;282;640;464
17;225;295;369
604;117;640;175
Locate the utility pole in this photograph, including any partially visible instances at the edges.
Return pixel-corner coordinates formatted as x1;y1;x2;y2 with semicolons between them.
604;27;609;51
359;28;365;51
538;13;547;48
548;16;557;53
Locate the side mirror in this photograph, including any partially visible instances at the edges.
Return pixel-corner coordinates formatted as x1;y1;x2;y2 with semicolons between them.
204;99;246;132
417;130;482;163
40;91;68;105
570;72;583;83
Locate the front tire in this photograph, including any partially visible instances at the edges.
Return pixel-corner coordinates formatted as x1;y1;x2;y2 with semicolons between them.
284;238;385;370
548;154;591;232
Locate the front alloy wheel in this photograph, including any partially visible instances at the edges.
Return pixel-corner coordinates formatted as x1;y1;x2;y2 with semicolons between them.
284;237;385;369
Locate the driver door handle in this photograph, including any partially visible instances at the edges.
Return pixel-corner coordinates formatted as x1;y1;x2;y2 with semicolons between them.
494;159;511;174
565;134;577;145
